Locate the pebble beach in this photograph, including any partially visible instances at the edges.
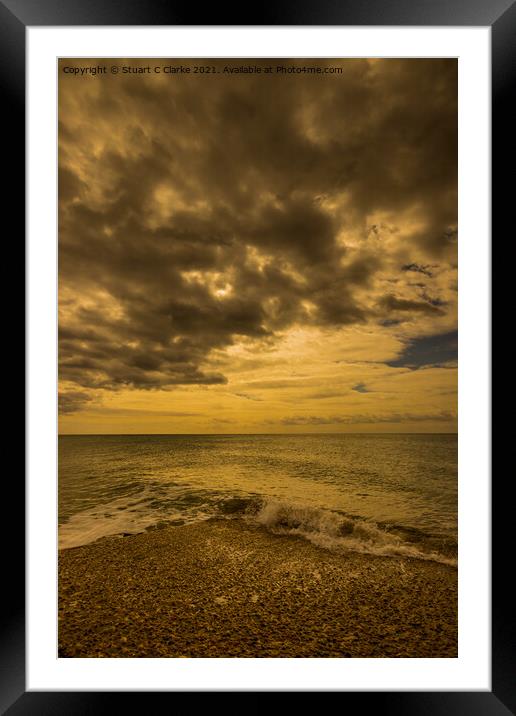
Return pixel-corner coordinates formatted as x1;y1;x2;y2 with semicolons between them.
58;518;457;658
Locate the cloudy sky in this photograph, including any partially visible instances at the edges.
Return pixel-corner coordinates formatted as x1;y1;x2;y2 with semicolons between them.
58;58;457;434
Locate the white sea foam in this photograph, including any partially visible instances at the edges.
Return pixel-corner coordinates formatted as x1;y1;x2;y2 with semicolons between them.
60;492;456;565
59;504;157;549
58;491;212;549
251;499;457;566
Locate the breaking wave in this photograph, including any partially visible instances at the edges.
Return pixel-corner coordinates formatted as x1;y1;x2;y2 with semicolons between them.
246;498;457;566
59;490;456;566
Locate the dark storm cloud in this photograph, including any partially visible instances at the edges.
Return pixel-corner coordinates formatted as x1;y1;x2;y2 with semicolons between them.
386;330;458;369
59;58;457;407
58;390;96;414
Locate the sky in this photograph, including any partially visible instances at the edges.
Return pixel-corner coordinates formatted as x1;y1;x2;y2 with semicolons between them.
58;58;457;434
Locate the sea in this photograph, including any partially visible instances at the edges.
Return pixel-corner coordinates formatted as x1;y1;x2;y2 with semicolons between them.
58;433;457;564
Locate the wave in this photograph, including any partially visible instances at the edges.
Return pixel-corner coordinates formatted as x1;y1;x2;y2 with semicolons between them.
246;498;457;566
59;490;456;566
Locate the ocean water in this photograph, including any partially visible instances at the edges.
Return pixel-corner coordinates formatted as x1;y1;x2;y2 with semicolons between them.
58;433;457;563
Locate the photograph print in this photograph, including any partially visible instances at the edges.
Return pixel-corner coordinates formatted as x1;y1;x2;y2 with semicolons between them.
58;58;458;658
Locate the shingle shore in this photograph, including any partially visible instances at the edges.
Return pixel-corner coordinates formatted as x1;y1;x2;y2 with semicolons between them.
59;518;457;658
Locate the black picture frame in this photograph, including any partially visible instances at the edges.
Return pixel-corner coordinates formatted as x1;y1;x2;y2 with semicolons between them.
8;0;509;711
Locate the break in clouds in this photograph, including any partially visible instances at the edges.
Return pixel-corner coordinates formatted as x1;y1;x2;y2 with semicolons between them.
59;59;457;416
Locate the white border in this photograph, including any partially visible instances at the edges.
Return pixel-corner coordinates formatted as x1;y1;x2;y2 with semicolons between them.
27;27;490;691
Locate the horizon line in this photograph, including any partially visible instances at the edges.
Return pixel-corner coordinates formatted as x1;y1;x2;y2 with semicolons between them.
58;431;458;437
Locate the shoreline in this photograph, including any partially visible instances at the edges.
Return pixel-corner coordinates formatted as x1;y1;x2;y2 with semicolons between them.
59;518;457;658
